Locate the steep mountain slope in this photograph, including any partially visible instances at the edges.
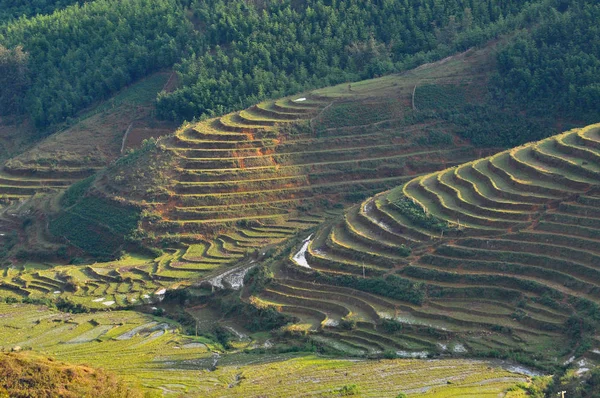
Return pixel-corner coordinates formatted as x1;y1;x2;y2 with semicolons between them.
256;124;600;367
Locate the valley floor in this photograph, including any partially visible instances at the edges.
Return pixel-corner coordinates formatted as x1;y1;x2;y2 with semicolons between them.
0;302;536;397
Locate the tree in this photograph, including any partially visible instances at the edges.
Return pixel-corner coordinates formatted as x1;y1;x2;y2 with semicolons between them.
0;45;29;115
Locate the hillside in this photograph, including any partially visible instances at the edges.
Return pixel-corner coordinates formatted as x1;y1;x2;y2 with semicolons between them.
0;72;176;205
1;0;551;131
1;0;600;396
254;124;600;369
0;49;490;298
0;43;572;303
37;47;502;265
0;351;140;397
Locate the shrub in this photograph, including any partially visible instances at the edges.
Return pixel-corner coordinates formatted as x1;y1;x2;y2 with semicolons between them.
391;197;453;232
383;350;397;359
55;298;89;314
338;318;356;331
380;318;403;333
315;272;425;305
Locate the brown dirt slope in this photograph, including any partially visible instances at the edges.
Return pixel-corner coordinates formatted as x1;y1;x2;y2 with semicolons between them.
0;352;142;398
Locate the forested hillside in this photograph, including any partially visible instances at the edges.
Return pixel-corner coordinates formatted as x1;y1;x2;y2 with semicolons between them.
0;0;82;23
493;1;600;122
156;0;547;121
0;0;192;128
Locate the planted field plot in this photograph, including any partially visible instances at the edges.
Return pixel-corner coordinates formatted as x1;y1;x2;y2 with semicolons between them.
0;254;194;305
0;217;326;303
0;303;534;397
0;168;79;203
262;124;600;365
0;303;214;396
195;355;531;398
0;233;295;303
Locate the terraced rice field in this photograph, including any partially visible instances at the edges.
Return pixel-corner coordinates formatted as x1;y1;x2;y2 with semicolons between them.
148;95;474;231
0;168;83;204
98;86;480;260
0;302;533;397
0;212;328;302
0;254;212;306
195;355;531;397
259;124;600;364
2;52;488;270
0;222;312;302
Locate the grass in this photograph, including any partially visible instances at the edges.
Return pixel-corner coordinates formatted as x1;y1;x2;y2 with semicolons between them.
0;251;192;308
0;303;211;395
0;351;141;397
194;354;529;398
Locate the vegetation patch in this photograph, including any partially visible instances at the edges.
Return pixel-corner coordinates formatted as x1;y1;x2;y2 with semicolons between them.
390;196;454;232
0;352;141;398
50;193;141;260
313;272;424;306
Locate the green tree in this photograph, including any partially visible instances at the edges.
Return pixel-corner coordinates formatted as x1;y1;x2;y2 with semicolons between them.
0;44;29;115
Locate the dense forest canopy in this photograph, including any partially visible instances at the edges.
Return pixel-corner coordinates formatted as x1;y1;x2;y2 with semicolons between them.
0;0;551;131
492;1;600;122
0;0;192;129
156;0;542;121
0;0;83;23
0;44;28;116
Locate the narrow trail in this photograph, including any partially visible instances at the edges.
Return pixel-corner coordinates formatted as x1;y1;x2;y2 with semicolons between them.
120;123;134;154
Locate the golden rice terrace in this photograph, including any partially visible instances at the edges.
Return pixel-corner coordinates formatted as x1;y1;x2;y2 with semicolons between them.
256;124;600;366
95;85;481;269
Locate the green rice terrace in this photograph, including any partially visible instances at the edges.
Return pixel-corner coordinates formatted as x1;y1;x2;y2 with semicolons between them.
0;74;483;306
86;49;498;265
104;91;479;243
256;123;600;370
0;50;497;308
